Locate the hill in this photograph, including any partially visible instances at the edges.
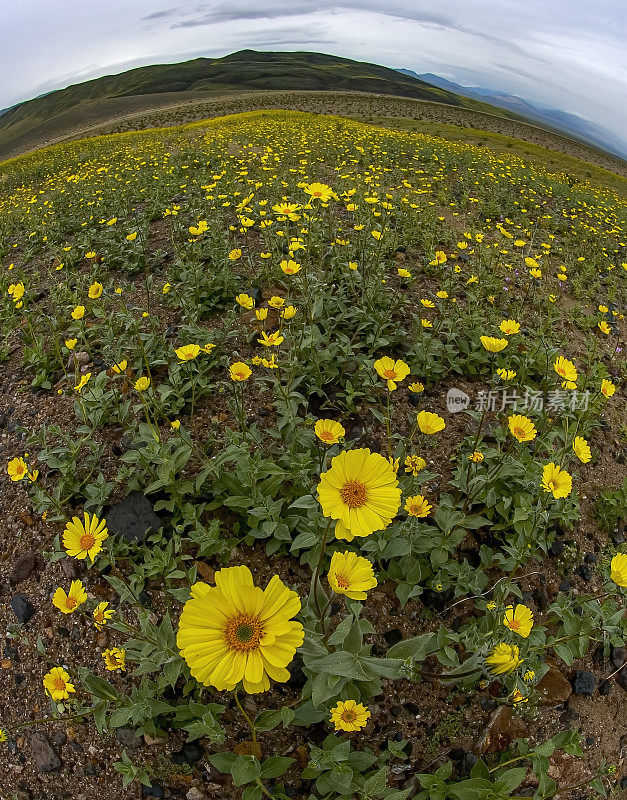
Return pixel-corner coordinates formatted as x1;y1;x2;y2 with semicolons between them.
398;69;627;158
0;50;529;161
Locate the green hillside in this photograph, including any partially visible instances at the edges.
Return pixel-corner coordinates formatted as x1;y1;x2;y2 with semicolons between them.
0;50;523;159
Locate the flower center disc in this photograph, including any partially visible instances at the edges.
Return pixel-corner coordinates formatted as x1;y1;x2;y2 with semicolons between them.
383;369;397;379
335;574;350;589
53;678;66;691
79;533;96;551
225;614;262;651
341;710;356;722
513;427;525;439
509;619;520;630
341;481;368;509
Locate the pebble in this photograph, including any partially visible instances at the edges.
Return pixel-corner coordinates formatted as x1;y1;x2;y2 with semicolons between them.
575;564;592;581
477;706;527;754
537;665;572;706
548;539;564;556
105;492;163;543
572;670;596;696
10;594;36;624
172;742;204;765
9;552;39;585
29;731;62;773
142;784;165;798
116;727;141;748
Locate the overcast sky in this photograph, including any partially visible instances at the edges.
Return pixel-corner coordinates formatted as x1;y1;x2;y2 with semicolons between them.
3;1;626;143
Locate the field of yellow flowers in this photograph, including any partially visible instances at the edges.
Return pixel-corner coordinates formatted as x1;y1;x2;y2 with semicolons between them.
1;110;626;800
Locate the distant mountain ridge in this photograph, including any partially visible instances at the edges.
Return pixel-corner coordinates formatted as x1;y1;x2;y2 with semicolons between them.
0;50;521;139
398;69;626;158
0;51;622;164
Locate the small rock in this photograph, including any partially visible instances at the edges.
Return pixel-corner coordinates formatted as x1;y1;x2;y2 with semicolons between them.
548;540;564;556
572;670;595;696
141;784;165;798
383;629;403;646
144;733;169;745
60;559;80;579
575;564;592;581
476;707;527;754
29;731;62;773
116;728;141;748
172;742;204;765
610;646;625;670
11;595;36;624
50;730;67;748
105;493;163;543
547;751;590;785
616;671;627;692
9;552;39;585
187;789;206;800
537;665;572;706
599;680;612;696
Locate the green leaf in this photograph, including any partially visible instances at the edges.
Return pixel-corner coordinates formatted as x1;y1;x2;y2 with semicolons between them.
387;633;436;661
327;764;354;793
260;756;293;778
231;755;262;787
289;494;318;509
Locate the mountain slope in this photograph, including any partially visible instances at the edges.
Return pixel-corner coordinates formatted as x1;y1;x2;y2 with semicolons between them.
398;69;626;158
0;50;525;160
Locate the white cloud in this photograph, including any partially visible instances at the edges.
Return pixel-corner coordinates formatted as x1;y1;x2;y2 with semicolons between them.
2;1;625;149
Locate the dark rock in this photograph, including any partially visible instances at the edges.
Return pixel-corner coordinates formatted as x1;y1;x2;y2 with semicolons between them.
172;742;204;766
404;701;420;715
585;737;595;746
287;652;307;691
462;751;478;774
584;553;597;564
620;777;627;790
575;564;592;581
142;784;165;798
11;594;36;624
537;665;572;706
116;727;141;748
29;731;62;772
572;671;595;696
421;586;454;610
60;559;81;579
476;706;527;754
610;646;625;670
559;581;571;593
616;670;627;692
383;629;403;646
9;552;39;585
481;698;497;711
50;730;67;748
599;680;612;696
548;540;564;556
138;591;152;608
105;493;163;543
